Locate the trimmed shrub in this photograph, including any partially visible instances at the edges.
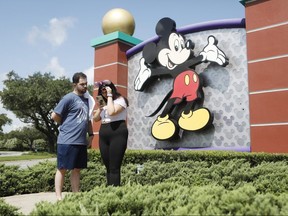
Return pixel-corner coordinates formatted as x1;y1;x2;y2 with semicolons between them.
2;150;288;196
2;149;288;215
31;184;288;215
0;198;22;216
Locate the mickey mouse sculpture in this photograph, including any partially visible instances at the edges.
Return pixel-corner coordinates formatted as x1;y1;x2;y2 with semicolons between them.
134;17;228;141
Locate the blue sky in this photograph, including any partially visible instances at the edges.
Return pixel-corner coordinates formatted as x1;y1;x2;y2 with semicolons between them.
0;0;245;132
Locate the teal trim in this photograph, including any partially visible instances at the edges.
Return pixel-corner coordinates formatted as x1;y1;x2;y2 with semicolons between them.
239;0;246;6
91;31;142;48
239;0;256;6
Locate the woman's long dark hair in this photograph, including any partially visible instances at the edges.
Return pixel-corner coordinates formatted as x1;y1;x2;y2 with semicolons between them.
97;80;129;107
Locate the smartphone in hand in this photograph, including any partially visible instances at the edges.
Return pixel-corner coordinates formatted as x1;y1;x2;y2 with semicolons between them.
96;95;106;107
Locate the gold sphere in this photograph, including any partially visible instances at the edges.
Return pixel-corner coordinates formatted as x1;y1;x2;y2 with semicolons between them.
102;8;135;36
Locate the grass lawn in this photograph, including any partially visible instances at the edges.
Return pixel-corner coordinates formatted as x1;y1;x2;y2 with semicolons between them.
0;152;56;162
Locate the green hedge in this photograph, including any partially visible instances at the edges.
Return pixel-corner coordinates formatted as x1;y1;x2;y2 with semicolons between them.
2;150;288;197
2;149;288;215
0;198;22;216
31;183;288;215
122;159;288;194
116;149;288;165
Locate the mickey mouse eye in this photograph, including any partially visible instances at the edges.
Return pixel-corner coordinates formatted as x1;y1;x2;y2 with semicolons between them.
174;39;180;51
180;40;185;49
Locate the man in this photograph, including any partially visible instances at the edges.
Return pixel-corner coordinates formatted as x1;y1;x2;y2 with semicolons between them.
51;72;94;200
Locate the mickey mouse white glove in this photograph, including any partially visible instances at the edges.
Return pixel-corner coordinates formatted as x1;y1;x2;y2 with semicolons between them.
200;35;227;66
134;58;151;91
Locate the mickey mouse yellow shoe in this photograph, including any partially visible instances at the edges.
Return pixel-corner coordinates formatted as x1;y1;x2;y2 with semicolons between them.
178;108;211;131
151;115;177;140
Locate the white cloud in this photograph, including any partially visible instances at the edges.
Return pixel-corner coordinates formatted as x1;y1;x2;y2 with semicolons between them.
83;66;94;85
44;57;66;78
27;17;77;46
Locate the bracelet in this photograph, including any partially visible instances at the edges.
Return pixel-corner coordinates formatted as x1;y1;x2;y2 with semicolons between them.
107;93;112;97
89;133;94;137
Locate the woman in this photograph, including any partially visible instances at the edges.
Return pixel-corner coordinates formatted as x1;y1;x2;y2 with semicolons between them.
93;80;129;186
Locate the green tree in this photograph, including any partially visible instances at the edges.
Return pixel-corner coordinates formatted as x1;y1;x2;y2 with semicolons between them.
6;126;47;151
0;71;72;152
0;113;12;133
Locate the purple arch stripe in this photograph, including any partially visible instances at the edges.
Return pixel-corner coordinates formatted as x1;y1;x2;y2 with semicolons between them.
126;18;246;58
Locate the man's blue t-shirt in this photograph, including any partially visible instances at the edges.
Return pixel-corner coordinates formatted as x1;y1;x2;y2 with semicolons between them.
54;92;89;145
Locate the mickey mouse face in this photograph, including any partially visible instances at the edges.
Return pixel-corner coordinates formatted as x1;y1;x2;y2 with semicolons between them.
158;33;191;70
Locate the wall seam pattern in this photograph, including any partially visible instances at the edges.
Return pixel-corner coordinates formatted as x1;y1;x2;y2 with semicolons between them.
249;88;288;95
94;62;128;69
251;122;288;127
246;21;288;33
248;54;288;64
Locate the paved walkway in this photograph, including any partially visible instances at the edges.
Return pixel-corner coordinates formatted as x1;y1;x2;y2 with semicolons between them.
3;192;68;215
1;153;60;214
0;151;28;157
0;151;56;169
1;158;56;169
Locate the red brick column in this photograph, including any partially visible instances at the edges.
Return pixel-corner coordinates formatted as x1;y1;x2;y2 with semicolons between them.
90;31;141;148
243;0;288;153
